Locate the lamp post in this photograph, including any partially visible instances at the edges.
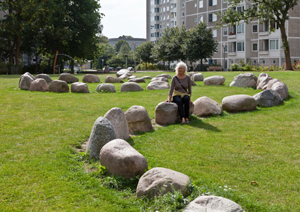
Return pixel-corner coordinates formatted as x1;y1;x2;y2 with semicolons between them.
102;59;104;69
222;43;226;71
132;43;136;71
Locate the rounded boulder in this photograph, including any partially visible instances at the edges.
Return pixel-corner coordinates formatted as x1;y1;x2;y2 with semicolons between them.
49;80;69;93
146;81;170;90
125;106;153;134
155;102;178;125
19;73;35;90
230;73;257;88
104;76;124;83
150;77;168;82
100;139;148;179
222;94;257;112
96;83;116;93
193;96;222;117
253;89;284;107
116;69;132;77
257;73;272;90
193;73;203;81
82;74;100;83
29;78;48;92
120;82;143;92
128;78;146;83
71;82;89;93
104;107;129;140
58;73;79;83
204;76;225;86
35;74;52;84
157;74;172;79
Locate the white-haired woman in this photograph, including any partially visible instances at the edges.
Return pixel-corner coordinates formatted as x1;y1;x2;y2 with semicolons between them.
167;62;193;124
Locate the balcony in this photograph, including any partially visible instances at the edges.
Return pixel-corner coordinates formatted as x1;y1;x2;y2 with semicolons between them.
259;31;269;36
259;51;269;55
228;51;236;56
228;34;236;39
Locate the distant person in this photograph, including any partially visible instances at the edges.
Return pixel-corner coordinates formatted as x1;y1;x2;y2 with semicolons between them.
166;62;193;124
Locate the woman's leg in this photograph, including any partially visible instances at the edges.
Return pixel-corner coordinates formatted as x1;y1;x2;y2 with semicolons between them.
173;96;185;122
182;95;190;121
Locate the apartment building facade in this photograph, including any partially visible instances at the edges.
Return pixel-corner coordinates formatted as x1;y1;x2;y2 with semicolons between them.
147;0;300;69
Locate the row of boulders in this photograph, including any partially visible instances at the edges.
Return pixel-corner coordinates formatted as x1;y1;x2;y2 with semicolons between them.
86;106;245;211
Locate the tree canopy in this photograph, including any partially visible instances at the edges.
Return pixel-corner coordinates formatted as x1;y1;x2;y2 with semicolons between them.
136;41;154;65
216;0;298;70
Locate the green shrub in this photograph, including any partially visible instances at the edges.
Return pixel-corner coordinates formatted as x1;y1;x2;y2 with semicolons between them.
0;61;7;75
243;63;252;72
230;63;240;71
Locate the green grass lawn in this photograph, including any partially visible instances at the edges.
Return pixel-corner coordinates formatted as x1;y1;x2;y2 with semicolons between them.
0;71;299;211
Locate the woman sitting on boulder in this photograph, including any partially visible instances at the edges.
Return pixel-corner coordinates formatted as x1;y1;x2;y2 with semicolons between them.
166;62;193;124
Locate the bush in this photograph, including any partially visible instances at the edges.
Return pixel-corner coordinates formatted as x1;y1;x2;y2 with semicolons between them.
243;63;252;72
230;63;240;71
136;63;159;70
0;60;7;75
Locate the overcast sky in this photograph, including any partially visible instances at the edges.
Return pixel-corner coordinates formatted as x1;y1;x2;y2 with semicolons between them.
99;0;146;39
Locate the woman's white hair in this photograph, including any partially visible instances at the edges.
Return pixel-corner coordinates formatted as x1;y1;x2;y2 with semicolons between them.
175;61;188;75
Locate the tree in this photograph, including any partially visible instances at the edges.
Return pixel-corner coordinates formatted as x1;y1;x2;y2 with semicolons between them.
166;26;188;62
119;43;132;55
114;40;129;53
136;41;154;70
183;22;218;70
216;0;298;70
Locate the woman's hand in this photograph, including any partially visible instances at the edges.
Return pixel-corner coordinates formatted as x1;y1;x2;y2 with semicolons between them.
189;100;193;106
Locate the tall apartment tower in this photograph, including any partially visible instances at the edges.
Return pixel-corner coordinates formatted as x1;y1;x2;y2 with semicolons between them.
147;0;300;69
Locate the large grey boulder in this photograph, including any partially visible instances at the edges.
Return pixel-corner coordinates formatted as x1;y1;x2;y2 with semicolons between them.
35;74;52;84
136;167;190;198
120;82;143;92
188;72;196;79
253;89;284;107
29;78;48;92
86;117;116;159
146;81;170;90
193;96;222;117
204;76;225;86
222;95;257;112
150;77;168;82
157;74;172;79
116;69;132;77
191;80;197;86
104;76;124;83
19;73;35;90
266;78;281;89
82;74;100;83
141;76;152;80
49;80;69;93
155;102;178;125
257;73;272;90
183;195;245;212
71;82;89;93
128;76;137;80
119;74;129;80
270;81;288;100
128;78;146;83
100;139;148;179
125;106;153;134
230;73;257;88
58;73;79;83
104;107;129;140
193;73;203;81
96;83;116;93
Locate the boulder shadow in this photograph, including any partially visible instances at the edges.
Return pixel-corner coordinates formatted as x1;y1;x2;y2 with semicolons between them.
188;116;221;132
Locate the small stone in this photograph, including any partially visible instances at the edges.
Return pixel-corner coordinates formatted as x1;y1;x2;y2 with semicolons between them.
58;73;79;83
120;82;143;92
104;76;124;83
96;83;116;93
71;82;89;93
82;74;100;83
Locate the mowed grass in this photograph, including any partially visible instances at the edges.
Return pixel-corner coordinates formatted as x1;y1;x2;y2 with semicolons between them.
0;71;299;211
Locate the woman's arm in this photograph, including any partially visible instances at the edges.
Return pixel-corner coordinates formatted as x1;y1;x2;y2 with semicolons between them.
167;77;175;102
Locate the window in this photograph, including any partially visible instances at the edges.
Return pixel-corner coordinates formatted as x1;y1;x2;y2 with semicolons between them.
253;25;257;33
223;27;228;36
209;0;213;6
167;15;169;19
182;3;185;7
263;60;265;64
270;40;279;50
155;0;160;4
195;18;197;23
254;60;256;64
182;12;185;17
273;60;276;64
151;17;154;21
237;42;244;51
253;43;258;51
199;16;203;23
209;14;212;22
237;24;244;33
151;0;154;5
209;59;217;65
182;21;185;25
155;24;159;29
224;44;228;52
167;6;169;11
199;0;203;8
155;8;160;13
195;3;197;7
213;0;217;6
237;6;244;13
213;29;217;37
163;16;165;20
213;14;217;22
163;7;165;12
151;33;155;37
156;32;160;37
155;16;160;21
160;24;162;28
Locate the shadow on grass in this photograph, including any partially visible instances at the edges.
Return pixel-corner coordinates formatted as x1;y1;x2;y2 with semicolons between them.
189;116;221;132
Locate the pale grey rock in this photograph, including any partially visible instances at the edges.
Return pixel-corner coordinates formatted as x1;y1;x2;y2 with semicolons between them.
146;81;170;90
125;106;153;134
270;81;288;100
119;74;128;80
35;74;52;84
141;76;152;80
104;76;124;83
256;73;272;90
104;107;129;140
193;73;203;81
136;167;190;198
266;78;281;89
150;77;169;82
183;195;245;212
19;73;34;90
188;72;196;79
58;73;79;83
193;96;222;117
96;83;116;93
191;80;197;86
82;74;100;83
86;117;116;159
120;82;143;92
100;139;148;179
253;89;284;107
49;80;69;93
157;74;172;79
155;102;178;125
128;76;137;80
29;78;48;92
128;78;146;83
222;95;257;112
71;82;89;93
230;73;257;88
116;69;132;77
204;76;225;86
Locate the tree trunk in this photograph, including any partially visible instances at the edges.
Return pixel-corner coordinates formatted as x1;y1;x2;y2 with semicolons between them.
201;59;203;72
8;40;13;64
71;60;74;73
15;37;20;66
168;61;170;70
35;53;39;74
280;23;292;70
